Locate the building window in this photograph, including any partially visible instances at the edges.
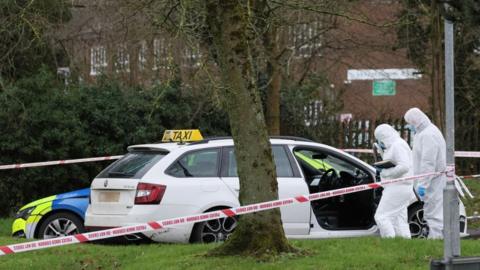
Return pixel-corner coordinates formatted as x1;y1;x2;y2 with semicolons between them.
184;45;201;67
290;21;323;58
304;100;323;127
90;46;107;76
114;45;130;73
153;38;169;70
138;41;147;71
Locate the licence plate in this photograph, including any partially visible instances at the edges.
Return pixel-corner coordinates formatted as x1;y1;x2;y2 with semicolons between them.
98;191;120;202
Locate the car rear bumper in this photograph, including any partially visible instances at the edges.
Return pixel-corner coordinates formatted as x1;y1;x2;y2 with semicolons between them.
85;209;193;243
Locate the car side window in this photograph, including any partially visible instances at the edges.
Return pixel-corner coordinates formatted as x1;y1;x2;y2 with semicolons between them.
273;146;294;177
225;149;237;177
166;148;220;177
223;146;294;177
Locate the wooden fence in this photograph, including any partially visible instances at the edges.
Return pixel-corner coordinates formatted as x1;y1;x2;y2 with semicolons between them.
338;119;413;149
335;118;480;174
455;115;480;174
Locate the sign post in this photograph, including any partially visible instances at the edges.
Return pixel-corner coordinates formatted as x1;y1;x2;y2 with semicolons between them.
431;8;480;268
443;12;461;264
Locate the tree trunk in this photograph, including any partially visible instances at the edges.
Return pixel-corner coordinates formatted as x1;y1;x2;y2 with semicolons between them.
204;0;294;257
265;26;281;136
430;1;445;132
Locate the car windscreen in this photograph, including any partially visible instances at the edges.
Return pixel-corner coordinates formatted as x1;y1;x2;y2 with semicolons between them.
97;151;167;179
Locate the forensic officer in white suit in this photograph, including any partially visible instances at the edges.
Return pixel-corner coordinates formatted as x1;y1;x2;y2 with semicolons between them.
404;107;447;239
374;124;413;238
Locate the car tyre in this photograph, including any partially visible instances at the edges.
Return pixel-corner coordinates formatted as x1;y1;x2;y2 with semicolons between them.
38;212;85;239
191;215;238;243
408;203;428;239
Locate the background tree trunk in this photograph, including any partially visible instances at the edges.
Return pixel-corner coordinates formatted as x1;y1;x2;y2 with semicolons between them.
265;26;281;136
204;0;294;257
430;1;445;132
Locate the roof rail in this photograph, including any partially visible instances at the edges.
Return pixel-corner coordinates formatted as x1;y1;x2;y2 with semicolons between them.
188;135;314;145
188;136;232;145
269;136;314;142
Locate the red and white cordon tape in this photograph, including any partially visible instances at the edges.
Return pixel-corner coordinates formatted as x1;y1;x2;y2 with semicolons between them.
0;169;449;256
458;174;480;180
455;151;480;158
0;155;123;170
343;149;480;158
0;149;479;171
342;149;374;154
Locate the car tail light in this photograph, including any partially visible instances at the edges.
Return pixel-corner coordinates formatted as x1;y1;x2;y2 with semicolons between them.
135;183;167;204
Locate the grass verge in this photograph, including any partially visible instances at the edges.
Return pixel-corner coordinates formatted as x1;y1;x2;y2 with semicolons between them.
1;236;480;270
0;179;479;269
0;217;479;270
463;179;480;229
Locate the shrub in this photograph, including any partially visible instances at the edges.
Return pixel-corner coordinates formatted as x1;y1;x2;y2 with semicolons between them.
0;70;229;216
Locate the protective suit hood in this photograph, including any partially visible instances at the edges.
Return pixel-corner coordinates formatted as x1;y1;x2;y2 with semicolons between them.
404;108;431;132
374;124;400;148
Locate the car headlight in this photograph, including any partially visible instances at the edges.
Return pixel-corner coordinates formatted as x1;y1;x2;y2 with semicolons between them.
15;207;34;220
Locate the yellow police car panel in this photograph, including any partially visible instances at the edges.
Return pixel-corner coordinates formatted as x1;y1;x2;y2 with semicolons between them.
11;218;26;237
12;196;55;237
20;195;56;210
294;151;333;171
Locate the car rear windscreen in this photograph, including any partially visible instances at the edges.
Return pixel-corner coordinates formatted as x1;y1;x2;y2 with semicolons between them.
97;151;167;179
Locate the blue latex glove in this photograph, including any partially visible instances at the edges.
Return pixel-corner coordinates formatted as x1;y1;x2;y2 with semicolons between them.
417;186;425;198
406;124;417;134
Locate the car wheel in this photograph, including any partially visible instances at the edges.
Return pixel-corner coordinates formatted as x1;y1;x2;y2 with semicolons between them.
191;216;238;243
408;203;428;238
38;212;85;239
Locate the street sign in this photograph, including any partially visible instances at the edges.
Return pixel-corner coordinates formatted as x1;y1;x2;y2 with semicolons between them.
347;68;422;81
372;80;396;96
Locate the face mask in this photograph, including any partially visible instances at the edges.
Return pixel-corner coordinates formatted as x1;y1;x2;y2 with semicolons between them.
376;140;386;150
406;124;416;134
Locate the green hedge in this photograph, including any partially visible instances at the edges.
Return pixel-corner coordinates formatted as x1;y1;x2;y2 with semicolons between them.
0;70;229;216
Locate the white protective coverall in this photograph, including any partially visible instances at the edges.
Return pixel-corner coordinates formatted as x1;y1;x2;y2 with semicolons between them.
374;124;413;238
404;108;446;239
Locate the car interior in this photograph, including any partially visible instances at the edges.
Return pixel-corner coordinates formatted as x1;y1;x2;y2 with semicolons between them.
293;148;378;231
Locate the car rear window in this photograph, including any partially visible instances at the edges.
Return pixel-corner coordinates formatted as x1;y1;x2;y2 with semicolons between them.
97;151;167;179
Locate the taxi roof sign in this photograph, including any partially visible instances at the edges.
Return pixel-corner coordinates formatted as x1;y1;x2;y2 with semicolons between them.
162;130;203;142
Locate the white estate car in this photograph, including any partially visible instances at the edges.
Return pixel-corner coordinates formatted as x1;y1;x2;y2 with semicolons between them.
85;136;467;243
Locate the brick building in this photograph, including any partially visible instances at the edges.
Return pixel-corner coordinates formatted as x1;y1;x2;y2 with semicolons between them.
318;0;431;120
58;0;431;121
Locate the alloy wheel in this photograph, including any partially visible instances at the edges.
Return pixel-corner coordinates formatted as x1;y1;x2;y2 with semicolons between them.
409;208;429;238
199;216;237;243
43;217;80;239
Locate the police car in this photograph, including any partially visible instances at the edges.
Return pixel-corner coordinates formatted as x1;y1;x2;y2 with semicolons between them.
12;188;89;239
